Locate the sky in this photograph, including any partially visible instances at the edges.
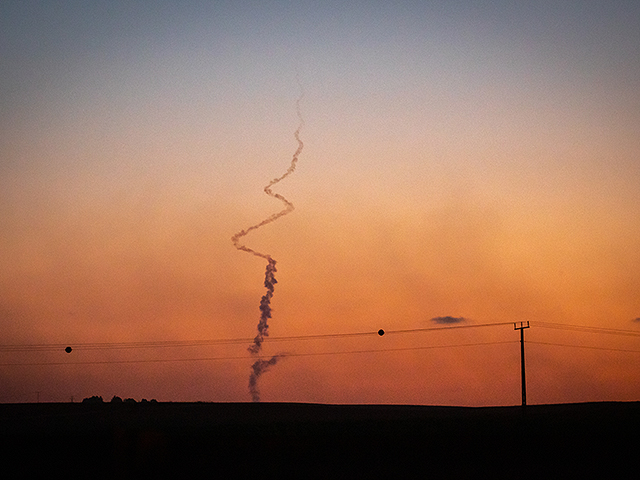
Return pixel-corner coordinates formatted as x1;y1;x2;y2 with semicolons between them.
1;0;639;405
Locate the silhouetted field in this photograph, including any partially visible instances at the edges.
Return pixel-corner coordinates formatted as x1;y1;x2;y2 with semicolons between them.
2;401;639;478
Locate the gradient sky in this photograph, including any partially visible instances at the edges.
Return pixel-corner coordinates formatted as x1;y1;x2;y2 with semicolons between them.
2;1;639;405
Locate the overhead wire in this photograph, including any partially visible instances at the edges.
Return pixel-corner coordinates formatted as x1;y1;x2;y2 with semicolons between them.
0;321;516;352
528;340;640;354
0;340;518;366
2;321;639;365
532;321;640;337
0;338;256;352
380;322;515;335
527;322;640;353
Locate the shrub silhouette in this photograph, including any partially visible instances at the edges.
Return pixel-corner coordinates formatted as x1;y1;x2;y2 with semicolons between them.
82;396;104;404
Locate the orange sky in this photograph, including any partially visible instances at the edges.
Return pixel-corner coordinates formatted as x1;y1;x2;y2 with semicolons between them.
1;1;639;404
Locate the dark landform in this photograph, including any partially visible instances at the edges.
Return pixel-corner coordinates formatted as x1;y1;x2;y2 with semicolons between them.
2;401;639;479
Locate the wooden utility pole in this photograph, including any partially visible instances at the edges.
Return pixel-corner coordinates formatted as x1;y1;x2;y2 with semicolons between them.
514;322;530;406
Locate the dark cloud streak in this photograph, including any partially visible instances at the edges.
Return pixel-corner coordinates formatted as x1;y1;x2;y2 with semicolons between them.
431;316;468;324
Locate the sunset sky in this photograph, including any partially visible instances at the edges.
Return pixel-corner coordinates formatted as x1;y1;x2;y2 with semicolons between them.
2;1;639;405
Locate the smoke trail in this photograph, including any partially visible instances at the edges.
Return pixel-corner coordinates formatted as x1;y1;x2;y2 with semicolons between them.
231;87;304;402
247;258;277;356
249;354;285;403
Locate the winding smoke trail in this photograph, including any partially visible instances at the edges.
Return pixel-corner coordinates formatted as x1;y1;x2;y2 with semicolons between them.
231;89;304;402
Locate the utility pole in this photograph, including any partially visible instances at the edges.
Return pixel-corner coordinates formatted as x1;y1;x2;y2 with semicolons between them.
514;322;530;407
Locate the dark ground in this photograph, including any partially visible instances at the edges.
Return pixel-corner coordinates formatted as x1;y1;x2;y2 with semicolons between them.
1;401;639;479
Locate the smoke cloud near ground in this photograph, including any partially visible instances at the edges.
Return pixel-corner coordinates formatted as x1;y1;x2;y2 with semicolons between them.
249;354;285;402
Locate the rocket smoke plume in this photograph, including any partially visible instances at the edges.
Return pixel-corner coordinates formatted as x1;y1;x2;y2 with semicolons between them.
231;87;304;402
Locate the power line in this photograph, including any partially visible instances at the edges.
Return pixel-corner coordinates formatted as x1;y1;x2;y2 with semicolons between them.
380;322;515;335
0;322;516;352
3;321;637;356
0;339;255;352
0;340;518;367
528;340;640;354
533;322;640;337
